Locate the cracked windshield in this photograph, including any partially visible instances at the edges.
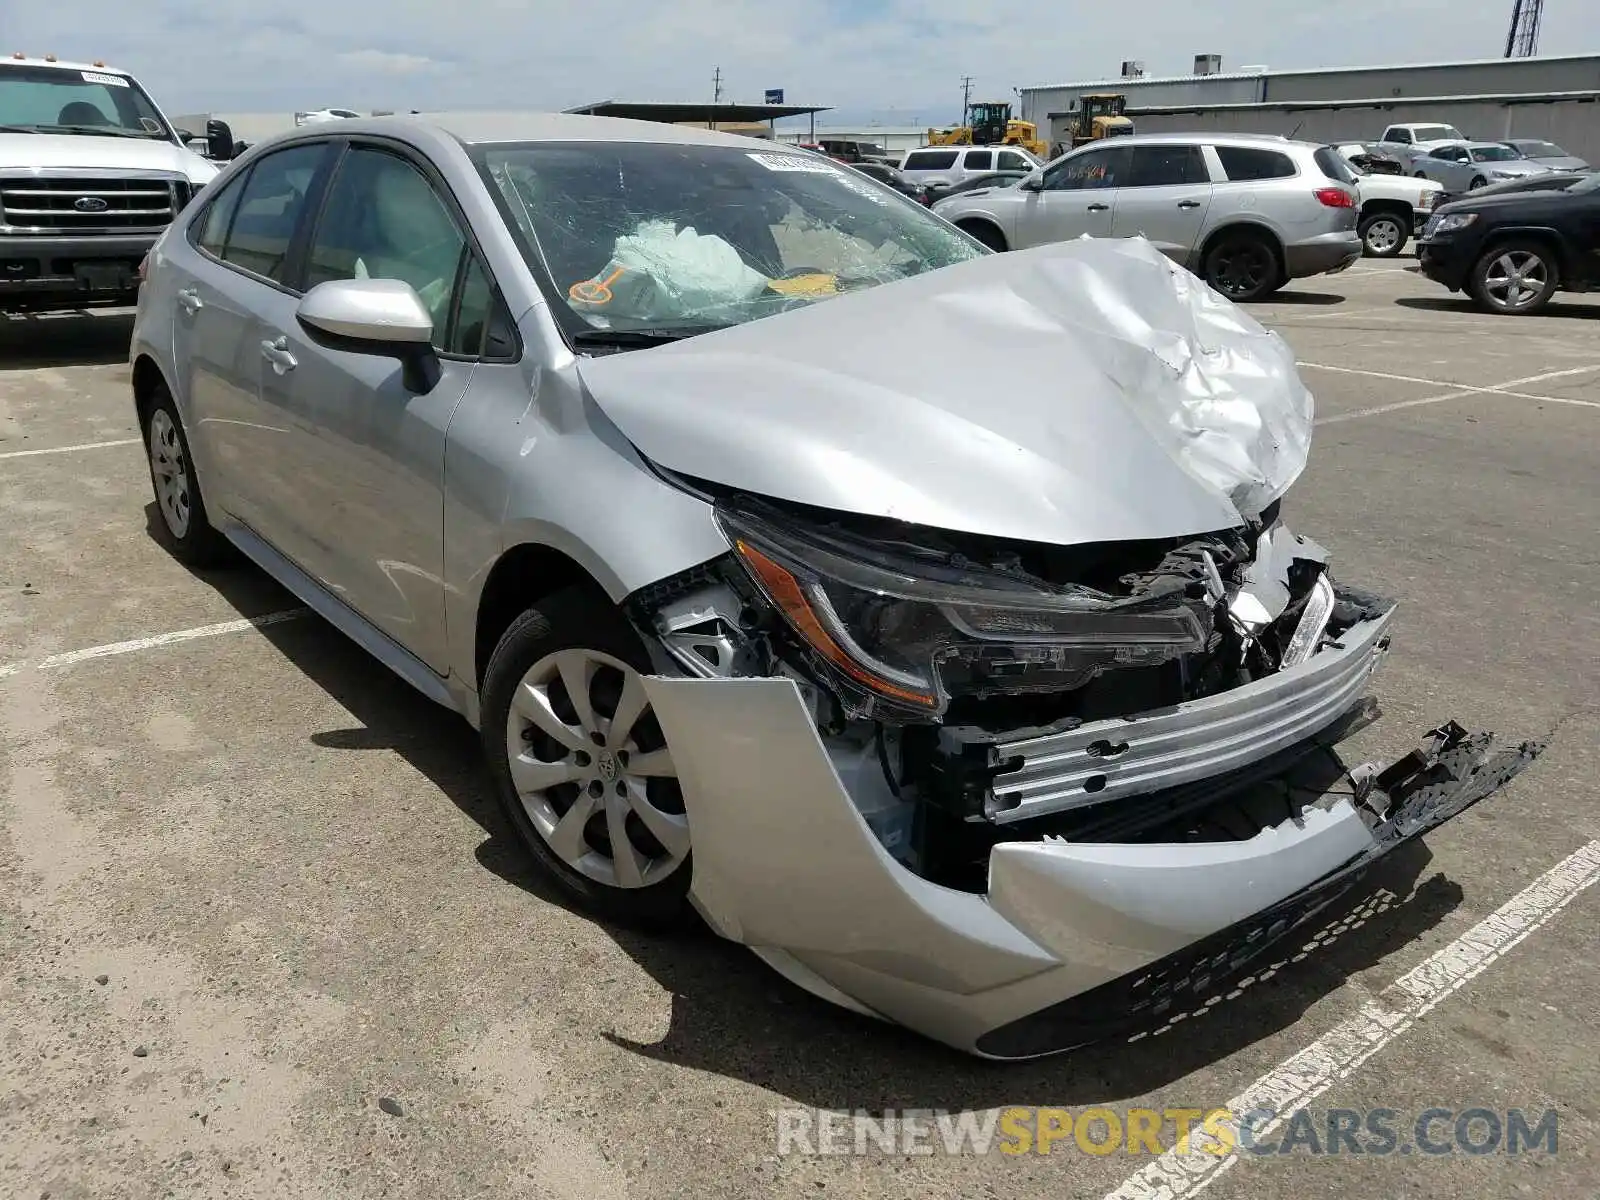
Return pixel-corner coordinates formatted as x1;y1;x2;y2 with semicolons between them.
484;141;985;334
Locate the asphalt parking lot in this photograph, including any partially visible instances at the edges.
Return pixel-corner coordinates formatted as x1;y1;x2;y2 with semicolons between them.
2;259;1598;1200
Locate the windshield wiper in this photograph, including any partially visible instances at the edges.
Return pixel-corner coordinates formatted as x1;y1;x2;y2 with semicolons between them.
0;124;43;134
30;124;155;139
570;326;723;349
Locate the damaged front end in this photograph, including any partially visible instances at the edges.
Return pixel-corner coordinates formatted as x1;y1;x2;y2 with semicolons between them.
626;493;1543;1057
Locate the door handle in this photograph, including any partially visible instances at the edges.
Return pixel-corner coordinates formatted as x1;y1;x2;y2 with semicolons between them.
176;288;202;314
260;336;298;374
1086;202;1110;212
1178;200;1202;209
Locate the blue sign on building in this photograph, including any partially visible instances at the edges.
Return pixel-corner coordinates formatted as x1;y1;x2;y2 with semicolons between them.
764;88;784;105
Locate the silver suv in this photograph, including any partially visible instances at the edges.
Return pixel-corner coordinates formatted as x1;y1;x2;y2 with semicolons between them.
129;114;1536;1059
932;133;1363;302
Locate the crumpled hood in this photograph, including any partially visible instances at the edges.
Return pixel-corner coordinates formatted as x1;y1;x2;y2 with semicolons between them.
0;133;218;183
578;236;1313;547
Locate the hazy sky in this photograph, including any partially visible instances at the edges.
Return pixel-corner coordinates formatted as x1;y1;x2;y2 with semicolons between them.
5;1;1598;125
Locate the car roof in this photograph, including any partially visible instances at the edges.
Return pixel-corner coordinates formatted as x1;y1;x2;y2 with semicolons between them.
0;55;131;77
275;111;775;150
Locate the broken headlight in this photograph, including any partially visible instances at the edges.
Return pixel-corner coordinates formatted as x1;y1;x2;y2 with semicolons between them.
717;501;1211;721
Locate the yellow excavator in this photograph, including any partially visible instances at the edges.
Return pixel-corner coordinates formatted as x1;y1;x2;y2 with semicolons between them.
926;101;1049;158
1069;93;1135;147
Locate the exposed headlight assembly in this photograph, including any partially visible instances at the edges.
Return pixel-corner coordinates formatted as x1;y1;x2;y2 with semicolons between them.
717;501;1211;721
1431;212;1479;234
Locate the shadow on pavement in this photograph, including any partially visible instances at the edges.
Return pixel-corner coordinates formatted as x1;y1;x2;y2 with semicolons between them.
1396;295;1600;320
168;534;1466;1112
1258;290;1345;306
0;311;134;368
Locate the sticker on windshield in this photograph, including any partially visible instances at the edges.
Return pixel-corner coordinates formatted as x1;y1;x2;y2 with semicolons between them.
747;152;841;174
81;71;129;87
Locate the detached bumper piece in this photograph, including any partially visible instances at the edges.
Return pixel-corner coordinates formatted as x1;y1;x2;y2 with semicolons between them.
974;722;1546;1060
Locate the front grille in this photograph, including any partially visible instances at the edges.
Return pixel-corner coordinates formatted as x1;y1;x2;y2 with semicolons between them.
0;175;179;234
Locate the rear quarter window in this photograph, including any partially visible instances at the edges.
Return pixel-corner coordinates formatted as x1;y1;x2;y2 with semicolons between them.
904;150;959;171
1214;146;1298;182
1312;147;1358;184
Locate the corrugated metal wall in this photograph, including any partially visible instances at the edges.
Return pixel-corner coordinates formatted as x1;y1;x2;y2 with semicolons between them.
1126;97;1600;164
1263;58;1600;102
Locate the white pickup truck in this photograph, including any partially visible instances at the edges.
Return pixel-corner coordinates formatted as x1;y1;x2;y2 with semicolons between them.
1;54;226;313
1331;142;1446;257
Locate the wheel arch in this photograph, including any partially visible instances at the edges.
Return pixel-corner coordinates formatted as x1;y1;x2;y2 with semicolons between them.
473;542;615;689
1359;198;1413;221
1193;221;1286;278
953;216;1009;251
1475;225;1572;275
130;354;170;433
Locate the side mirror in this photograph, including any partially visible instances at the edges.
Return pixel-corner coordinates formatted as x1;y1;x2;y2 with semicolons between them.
297;278;441;392
1020;174;1045;192
205;119;235;162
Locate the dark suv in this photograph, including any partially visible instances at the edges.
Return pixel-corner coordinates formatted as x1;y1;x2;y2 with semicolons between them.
1417;172;1600;315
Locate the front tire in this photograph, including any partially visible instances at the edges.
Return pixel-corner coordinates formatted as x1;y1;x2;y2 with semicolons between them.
140;383;230;567
1468;241;1558;315
1358;211;1408;258
480;588;693;931
1469;176;1487;190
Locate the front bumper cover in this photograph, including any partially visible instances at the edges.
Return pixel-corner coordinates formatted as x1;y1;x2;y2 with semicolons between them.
643;674;1543;1058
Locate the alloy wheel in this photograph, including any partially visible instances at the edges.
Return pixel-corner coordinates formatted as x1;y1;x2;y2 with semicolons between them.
1211;242;1272;299
148;409;191;538
1481;250;1549;311
503;648;688;890
1364;217;1404;255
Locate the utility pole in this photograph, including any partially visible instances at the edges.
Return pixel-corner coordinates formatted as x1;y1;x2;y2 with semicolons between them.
960;75;974;123
713;66;724;104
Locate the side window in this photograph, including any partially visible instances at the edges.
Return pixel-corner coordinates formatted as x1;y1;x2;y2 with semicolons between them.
996;151;1031;172
964;150;993;171
905;150;958;171
1043;145;1130;191
305;146;467;349
1386;128;1412;144
1126;144;1208;187
445;253;516;359
1214;146;1297;181
193;172;246;257
219;143;327;284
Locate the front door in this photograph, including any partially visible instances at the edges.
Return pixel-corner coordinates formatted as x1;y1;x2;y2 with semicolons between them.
1110;143;1214;262
251;142;494;673
1013;144;1129;249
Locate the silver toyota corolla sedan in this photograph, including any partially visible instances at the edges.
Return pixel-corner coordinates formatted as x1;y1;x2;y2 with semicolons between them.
130;113;1541;1058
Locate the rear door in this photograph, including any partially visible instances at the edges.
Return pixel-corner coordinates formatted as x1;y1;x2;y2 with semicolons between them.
1109;142;1213;260
172;140;335;533
958;148;994;182
1012;144;1128;249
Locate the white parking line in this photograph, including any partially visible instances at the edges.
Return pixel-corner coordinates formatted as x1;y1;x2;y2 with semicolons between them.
1302;363;1600;424
1105;839;1600;1200
0;609;307;678
0;437;140;461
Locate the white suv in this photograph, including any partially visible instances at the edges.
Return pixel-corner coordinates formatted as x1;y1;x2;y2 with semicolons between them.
0;54;219;313
899;145;1041;188
932;133;1363;303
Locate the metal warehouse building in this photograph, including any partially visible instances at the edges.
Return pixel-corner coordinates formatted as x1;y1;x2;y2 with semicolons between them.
1019;52;1600;163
